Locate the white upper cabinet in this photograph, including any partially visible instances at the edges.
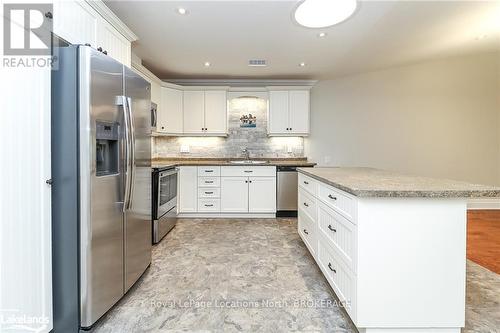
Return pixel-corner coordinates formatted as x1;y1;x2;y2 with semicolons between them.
53;1;98;47
268;91;289;134
96;19;131;67
204;91;227;134
268;89;310;136
159;87;183;134
289;90;310;134
182;90;228;136
53;1;136;67
183;91;205;134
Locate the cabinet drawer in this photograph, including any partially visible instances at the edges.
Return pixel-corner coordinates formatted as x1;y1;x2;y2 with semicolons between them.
198;188;220;198
318;184;355;222
221;166;276;177
317;241;355;316
318;202;357;272
298;211;316;256
198;177;220;187
198;199;220;212
298;173;318;196
298;188;317;221
198;166;221;177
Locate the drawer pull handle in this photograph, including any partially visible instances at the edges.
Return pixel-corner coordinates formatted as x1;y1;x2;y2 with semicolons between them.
303;202;309;207
205;204;214;207
244;170;253;173
303;229;308;235
205;170;214;173
328;225;337;232
205;191;214;194
205;181;214;184
328;263;336;273
303;181;309;185
328;194;337;201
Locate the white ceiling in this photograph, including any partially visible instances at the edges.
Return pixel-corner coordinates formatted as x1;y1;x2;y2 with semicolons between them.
105;0;500;80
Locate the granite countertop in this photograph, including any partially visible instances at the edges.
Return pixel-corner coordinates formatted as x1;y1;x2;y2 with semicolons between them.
297;167;500;198
152;157;316;169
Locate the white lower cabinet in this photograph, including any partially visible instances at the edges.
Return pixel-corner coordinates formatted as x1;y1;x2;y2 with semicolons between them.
178;166;197;212
177;166;276;216
248;177;276;213
298;172;467;333
221;177;249;212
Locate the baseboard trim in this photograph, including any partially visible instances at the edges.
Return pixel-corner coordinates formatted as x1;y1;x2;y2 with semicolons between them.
177;213;276;219
467;199;500;210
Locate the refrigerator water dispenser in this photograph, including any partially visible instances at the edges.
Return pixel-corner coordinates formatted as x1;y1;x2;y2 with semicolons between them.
96;121;119;176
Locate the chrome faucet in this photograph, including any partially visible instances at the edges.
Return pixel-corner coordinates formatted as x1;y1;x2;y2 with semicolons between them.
242;148;250;160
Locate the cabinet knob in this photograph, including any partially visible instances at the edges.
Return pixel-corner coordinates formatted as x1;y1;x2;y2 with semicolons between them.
303;229;308;235
45;179;52;185
303;202;309;207
84;43;91;47
161;126;165;129
328;194;337;201
290;128;292;131
97;47;103;52
44;11;53;19
328;263;336;273
303;181;309;185
328;225;336;232
103;50;108;55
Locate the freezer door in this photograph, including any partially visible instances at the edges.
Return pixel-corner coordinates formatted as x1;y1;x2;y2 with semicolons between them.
79;47;125;328
123;67;152;291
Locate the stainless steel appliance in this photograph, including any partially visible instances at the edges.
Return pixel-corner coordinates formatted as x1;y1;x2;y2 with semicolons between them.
152;167;178;243
51;45;151;332
151;102;157;132
277;166;299;216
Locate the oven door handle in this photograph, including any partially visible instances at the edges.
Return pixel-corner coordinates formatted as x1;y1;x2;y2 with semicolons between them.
159;169;179;178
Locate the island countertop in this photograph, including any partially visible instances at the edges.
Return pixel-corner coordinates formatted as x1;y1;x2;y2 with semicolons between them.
297;167;500;198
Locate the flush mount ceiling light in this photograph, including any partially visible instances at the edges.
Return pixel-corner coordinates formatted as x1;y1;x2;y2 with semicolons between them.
294;0;357;28
176;7;187;15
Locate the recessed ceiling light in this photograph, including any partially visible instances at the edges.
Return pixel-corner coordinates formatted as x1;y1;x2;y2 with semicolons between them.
295;0;357;28
475;34;487;40
299;62;306;67
204;62;211;67
177;7;187;15
318;32;327;38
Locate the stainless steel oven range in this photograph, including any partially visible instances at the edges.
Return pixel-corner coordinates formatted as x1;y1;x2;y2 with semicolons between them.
152;166;178;243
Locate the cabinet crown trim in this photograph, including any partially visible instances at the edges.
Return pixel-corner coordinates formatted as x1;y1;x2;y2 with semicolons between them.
87;0;138;41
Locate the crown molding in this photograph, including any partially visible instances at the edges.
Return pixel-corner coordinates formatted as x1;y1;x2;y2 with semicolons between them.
86;1;138;42
164;79;318;87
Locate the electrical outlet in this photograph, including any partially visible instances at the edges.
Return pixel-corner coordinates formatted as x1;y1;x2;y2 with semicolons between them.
287;144;293;153
180;145;190;153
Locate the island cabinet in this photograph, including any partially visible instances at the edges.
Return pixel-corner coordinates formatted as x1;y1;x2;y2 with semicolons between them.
297;170;469;333
177;166;276;217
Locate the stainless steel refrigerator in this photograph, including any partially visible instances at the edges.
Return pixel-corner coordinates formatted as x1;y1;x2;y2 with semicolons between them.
51;45;151;331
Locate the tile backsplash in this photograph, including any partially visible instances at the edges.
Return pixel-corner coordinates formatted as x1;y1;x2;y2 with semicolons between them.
153;92;304;158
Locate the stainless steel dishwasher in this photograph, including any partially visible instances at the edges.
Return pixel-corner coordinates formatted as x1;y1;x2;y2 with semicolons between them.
277;166;300;217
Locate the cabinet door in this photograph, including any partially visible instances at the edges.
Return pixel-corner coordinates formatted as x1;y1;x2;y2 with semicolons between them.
183;91;205;134
248;177;276;213
268;91;289;134
96;19;131;66
204;91;227;134
289;90;310;135
53;0;98;47
221;177;249;212
178;167;197;213
159;87;183;133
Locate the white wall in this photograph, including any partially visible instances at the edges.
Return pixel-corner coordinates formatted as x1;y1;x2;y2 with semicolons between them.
305;52;500;186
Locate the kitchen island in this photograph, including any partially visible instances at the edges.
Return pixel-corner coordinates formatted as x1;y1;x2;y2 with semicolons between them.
296;167;500;333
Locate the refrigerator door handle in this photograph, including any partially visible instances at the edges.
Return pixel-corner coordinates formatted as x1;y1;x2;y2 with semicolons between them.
126;97;136;209
118;95;132;212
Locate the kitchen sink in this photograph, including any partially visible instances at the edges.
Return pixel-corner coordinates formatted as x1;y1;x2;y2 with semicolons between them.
229;160;269;164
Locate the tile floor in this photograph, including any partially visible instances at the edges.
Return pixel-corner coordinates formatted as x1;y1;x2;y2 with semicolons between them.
90;218;499;333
